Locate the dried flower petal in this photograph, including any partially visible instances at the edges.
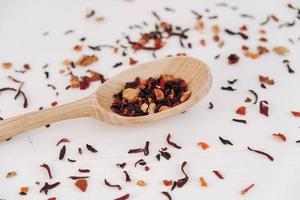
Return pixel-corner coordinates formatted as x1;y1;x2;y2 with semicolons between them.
56;138;70;146
259;75;275;85
212;170;224;179
228;54;240;64
114;193;129;200
241;184;255;195
273;133;286;142
259;100;269;117
104;179;122;190
197;142;210;150
291;111;300;117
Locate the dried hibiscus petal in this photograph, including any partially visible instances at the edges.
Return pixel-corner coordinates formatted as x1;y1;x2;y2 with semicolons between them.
240;183;255;195
161;191;172;200
86;144;97;153
272;133;286;142
129;57;138;65
228;54;240;64
219;136;233;145
212;170;224;179
197;141;210;150
114;193;130;200
166;133;182;149
171;161;189;190
259;75;275;85
291;111;300;117
259;100;269;116
104;179;122;190
40;163;53;179
59;145;66;160
40;182;60;195
56;138;70;146
247;146;273;161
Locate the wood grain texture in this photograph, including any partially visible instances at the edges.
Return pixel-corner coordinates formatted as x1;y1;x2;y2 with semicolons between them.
0;56;212;141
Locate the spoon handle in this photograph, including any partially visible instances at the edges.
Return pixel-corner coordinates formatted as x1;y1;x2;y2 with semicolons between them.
0;97;96;141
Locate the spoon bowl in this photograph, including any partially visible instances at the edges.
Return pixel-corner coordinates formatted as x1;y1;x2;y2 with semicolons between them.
0;56;212;141
94;56;212;124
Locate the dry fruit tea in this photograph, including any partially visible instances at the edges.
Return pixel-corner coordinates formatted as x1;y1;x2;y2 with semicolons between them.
111;74;191;117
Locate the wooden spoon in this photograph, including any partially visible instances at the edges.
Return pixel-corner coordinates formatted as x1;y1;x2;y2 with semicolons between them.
0;56;212;141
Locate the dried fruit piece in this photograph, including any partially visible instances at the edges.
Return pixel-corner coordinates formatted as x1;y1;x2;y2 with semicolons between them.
211;24;220;34
154;88;165;100
136;180;146;187
122;88;140;101
73;45;82;52
148;103;156;114
163;179;173;186
180;91;191;102
19;187;29;195
245;51;259;59
6;171;17;178
140;103;149;113
273;46;289;56
236;106;246;115
2;62;12;69
194;20;204;30
112;75;189;116
197;142;210;150
76;55;98;66
199;177;208;187
159;106;170;112
75;179;88;192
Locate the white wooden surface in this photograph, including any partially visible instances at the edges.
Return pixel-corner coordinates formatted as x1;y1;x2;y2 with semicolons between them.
0;0;300;199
